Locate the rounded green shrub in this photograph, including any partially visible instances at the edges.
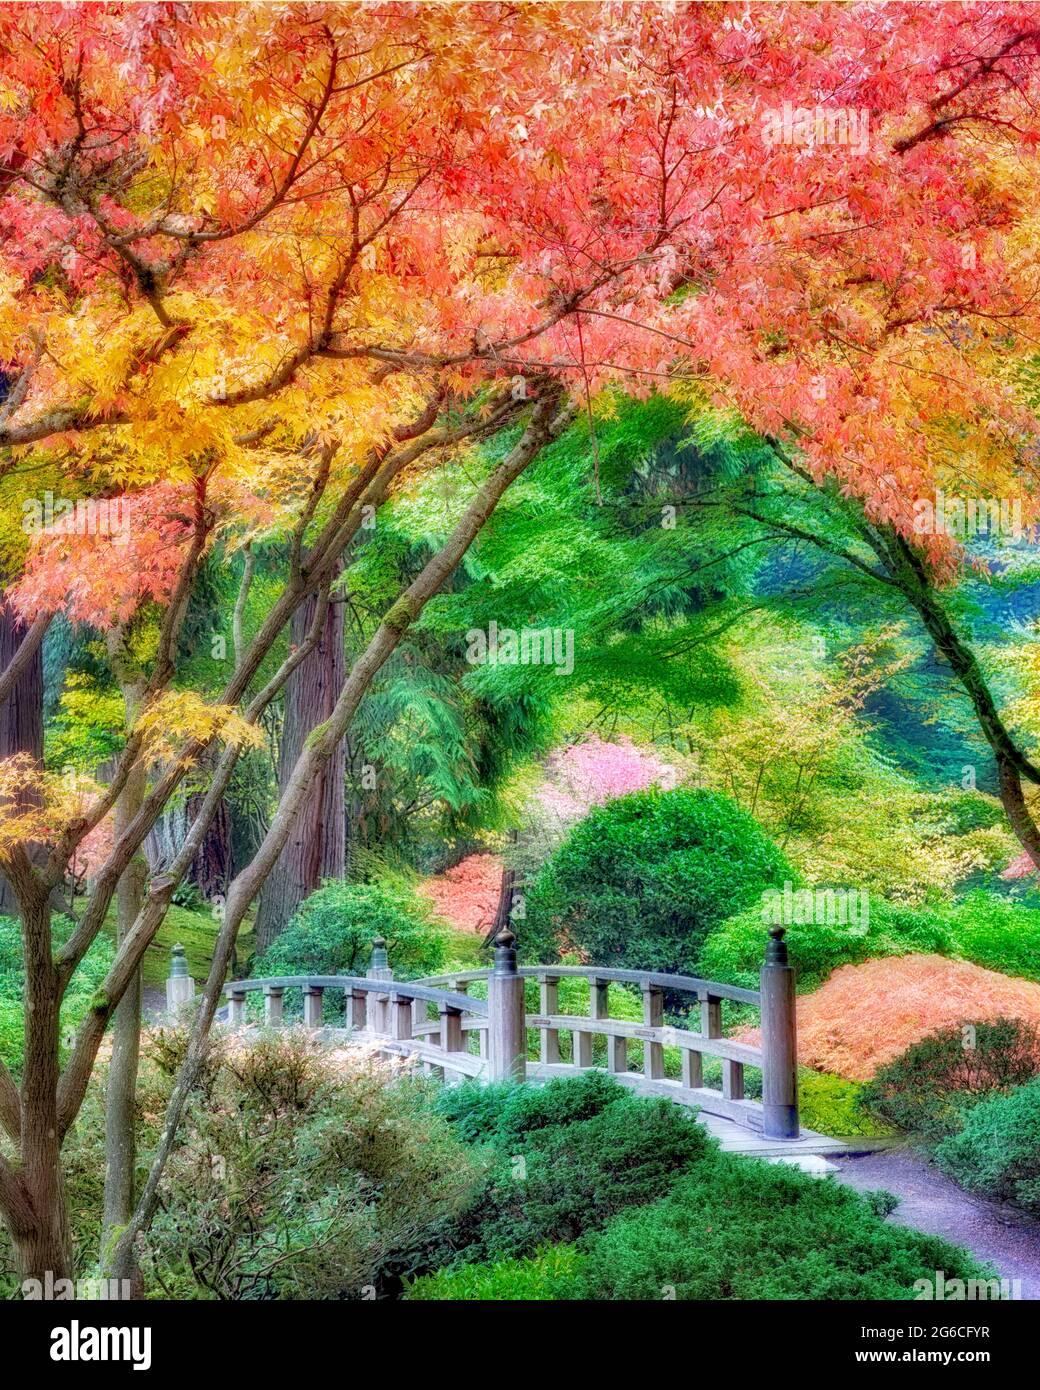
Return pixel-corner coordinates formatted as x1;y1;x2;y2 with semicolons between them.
934;1077;1040;1214
432;1071;712;1264
253;879;447;981
523;788;791;975
434;1069;626;1145
860;1017;1040;1139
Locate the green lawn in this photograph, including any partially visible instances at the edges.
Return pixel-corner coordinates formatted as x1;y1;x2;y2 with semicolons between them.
91;898;254;990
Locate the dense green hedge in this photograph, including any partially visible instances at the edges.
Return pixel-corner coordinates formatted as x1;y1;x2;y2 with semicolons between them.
700;888;1040;994
523;788;790;975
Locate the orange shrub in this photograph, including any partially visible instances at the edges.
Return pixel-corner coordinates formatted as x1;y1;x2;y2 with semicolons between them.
420;853;503;935
739;954;1040;1081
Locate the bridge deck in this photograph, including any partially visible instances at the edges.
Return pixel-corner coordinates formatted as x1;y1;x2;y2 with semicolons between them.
523;1060;886;1157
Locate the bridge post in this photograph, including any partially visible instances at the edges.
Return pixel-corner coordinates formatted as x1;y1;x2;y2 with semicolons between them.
165;943;195;1017
228;987;246;1027
488;928;526;1082
760;927;799;1139
391;991;413;1041
367;936;393;1034
349;986;368;1030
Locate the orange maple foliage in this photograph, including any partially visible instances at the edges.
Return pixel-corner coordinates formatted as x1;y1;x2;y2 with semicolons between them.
741;954;1040;1081
420;852;504;936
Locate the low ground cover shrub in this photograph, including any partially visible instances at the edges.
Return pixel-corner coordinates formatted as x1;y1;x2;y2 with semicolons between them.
404;1245;584;1300
430;1071;712;1263
405;1127;989;1301
569;1157;991;1301
797;1070;896;1138
860;1017;1040;1139
934;1077;1040;1215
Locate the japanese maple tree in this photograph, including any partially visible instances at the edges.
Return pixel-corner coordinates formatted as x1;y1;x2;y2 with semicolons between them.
0;1;1039;1285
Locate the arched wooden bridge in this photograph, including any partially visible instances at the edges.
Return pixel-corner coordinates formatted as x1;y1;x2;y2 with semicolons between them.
216;927;855;1157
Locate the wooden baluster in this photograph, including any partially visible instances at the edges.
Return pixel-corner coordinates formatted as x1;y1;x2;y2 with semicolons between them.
263;985;284;1027
608;1031;628;1075
440;1003;464;1054
681;1046;703;1090
722;1058;745;1101
641;984;665;1079
641;983;664;1080
575;975;607;1070
302;984;324;1029
539;972;560;1065
350;987;368;1030
373;991;390;1036
699;989;724;1091
700;991;722;1041
391;991;413;1041
228;988;246;1027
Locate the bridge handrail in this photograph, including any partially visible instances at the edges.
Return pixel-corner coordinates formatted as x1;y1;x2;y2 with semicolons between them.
212;927;798;1141
223;974;487;1016
418;964;760;1007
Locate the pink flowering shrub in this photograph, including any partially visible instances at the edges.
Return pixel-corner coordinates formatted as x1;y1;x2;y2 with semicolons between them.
538;736;676;821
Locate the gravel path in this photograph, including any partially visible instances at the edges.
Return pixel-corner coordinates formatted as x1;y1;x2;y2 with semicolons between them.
832;1148;1040;1299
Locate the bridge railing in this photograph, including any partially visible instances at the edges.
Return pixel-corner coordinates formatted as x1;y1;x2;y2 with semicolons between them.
222;967;490;1082
217;925;798;1139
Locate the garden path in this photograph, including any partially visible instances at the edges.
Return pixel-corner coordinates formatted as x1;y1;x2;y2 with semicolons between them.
832;1149;1040;1300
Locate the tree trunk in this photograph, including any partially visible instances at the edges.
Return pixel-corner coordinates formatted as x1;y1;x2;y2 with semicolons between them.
17;890;72;1282
102;677;147;1290
0;593;44;916
254;570;346;951
189;790;231;898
